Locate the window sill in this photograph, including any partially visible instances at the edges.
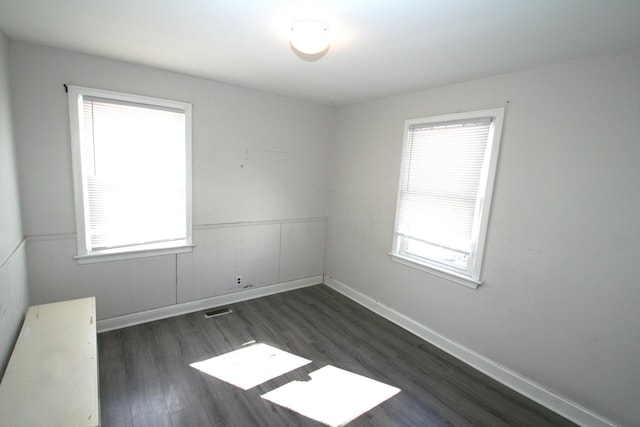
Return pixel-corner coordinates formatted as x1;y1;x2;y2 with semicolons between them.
75;241;195;264
389;253;481;289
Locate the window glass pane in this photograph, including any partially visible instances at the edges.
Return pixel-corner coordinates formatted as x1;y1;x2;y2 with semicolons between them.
399;120;490;251
83;99;187;250
404;238;468;271
392;109;504;282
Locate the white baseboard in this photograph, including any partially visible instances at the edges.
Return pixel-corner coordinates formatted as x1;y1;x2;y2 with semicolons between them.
97;275;322;333
323;276;617;427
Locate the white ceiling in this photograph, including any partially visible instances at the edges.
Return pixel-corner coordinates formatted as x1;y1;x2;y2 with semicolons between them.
1;0;639;105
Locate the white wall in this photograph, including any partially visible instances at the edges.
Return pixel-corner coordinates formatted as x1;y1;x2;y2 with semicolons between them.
326;48;640;427
0;32;29;376
9;41;330;320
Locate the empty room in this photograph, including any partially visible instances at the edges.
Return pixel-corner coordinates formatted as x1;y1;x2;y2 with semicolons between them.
1;1;639;426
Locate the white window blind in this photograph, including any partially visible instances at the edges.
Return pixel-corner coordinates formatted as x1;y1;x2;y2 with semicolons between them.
392;109;504;285
68;86;193;261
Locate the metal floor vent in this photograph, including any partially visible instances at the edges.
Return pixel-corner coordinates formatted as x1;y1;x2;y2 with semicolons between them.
204;307;233;318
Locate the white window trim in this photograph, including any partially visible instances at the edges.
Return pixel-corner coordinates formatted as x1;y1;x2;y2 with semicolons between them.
74;241;195;264
67;85;194;262
389;252;481;289
390;108;505;288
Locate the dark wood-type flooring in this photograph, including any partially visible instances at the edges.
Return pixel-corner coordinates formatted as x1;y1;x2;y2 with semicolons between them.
98;284;576;426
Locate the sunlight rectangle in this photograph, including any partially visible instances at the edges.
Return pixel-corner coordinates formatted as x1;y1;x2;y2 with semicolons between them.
190;343;311;390
261;365;400;426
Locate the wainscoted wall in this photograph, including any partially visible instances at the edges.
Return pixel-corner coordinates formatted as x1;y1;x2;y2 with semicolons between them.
0;32;29;375
178;219;326;303
0;242;29;376
26;218;325;320
10;41;330;324
26;235;177;320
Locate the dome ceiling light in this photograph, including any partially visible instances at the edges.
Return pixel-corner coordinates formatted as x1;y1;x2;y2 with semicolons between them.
289;20;331;55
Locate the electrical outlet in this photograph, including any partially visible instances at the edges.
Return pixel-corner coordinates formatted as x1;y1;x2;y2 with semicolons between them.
235;276;242;286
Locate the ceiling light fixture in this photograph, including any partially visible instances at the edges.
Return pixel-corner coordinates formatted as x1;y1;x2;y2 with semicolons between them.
289;20;331;55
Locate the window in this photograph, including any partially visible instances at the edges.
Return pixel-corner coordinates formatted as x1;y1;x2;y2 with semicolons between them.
391;108;504;288
68;85;193;263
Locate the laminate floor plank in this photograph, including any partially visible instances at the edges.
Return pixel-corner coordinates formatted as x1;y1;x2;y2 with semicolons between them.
99;356;134;427
98;284;576;426
170;402;216;427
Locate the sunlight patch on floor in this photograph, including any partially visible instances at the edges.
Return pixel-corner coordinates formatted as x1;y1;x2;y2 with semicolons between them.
190;342;311;390
261;365;401;427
